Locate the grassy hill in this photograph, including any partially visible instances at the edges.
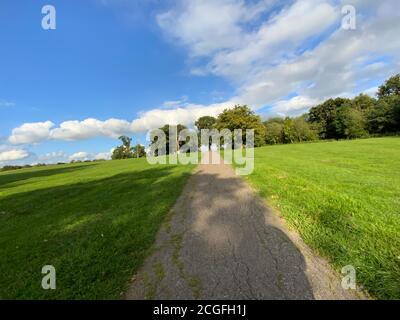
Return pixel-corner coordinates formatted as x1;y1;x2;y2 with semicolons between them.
236;137;400;299
1;138;399;300
0;159;194;299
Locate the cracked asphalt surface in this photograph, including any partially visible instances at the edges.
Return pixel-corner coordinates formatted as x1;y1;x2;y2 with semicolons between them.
126;152;364;300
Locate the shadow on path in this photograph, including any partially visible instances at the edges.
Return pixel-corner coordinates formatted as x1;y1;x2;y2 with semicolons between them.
127;160;315;299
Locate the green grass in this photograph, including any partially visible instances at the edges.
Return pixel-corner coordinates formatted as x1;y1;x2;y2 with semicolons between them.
232;137;400;299
0;158;194;299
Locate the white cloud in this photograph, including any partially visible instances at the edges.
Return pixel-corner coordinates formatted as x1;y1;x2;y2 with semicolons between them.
6;0;400;147
69;152;92;161
271;96;320;116
8;121;54;145
0;149;29;162
69;151;112;161
50;118;132;141
36;151;69;164
94;152;112;160
157;0;400;113
9;119;132;145
363;86;379;97
157;0;272;57
131;101;232;132
207;0;339;79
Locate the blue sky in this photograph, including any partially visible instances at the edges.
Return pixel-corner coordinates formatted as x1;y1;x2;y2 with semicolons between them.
0;0;399;165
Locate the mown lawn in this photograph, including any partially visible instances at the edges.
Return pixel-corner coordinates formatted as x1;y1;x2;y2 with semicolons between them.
0;159;194;299
235;137;400;299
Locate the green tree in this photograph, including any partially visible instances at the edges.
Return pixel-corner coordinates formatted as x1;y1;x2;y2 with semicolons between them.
367;97;399;133
155;124;188;155
264;121;284;145
132;144;146;158
378;74;400;98
335;105;367;139
195;116;217;149
281;117;317;144
215;105;266;147
195;116;217;130
282;118;296;144
308;98;350;139
351;94;377;111
292;117;318;142
112;136;135;160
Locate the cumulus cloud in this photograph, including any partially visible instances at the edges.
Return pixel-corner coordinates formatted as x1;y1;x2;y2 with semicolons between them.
50;118;132;141
271;96;321;116
8;121;54;144
9;119;132;145
157;0;400;109
0;145;113;166
69;151;112;161
131;102;232;132
6;0;400;146
363;86;379;97
0;149;29;162
157;0;272;57
36;151;69;164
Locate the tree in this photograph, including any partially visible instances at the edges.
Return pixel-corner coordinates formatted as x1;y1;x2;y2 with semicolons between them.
375;74;400;132
133;144;146;158
367;97;399;133
351;94;377;111
195;116;217;149
112;136;135;160
264;121;284;145
378;74;400;98
195;116;216;131
282;118;296;144
151;124;188;155
215;105;266;147
281;117;317;144
292;117;318;142
308;98;350;139
335;105;367;139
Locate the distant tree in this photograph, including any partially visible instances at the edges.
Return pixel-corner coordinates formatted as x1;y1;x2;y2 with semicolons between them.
376;75;400;132
351;94;377;110
195;116;217;149
1;165;31;172
195;116;216;131
281;117;317;144
335;105;367;139
366;97;399;133
112;136;135;160
150;124;188;155
215;105;266;147
265;117;285;124
132;144;146;158
308;98;350;139
378;74;400;98
292;117;318;142
264;121;284;145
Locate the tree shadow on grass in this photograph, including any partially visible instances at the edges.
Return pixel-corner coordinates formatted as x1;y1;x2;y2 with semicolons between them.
0;164;97;189
0;165;193;299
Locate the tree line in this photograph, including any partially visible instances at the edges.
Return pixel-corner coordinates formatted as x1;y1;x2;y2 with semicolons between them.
110;74;400;159
195;74;400;148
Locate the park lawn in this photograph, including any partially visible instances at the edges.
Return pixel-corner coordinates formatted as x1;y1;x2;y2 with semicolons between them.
0;158;194;299
234;137;400;299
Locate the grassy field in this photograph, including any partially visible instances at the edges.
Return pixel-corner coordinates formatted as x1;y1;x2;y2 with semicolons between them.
0;158;194;299
234;137;400;299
